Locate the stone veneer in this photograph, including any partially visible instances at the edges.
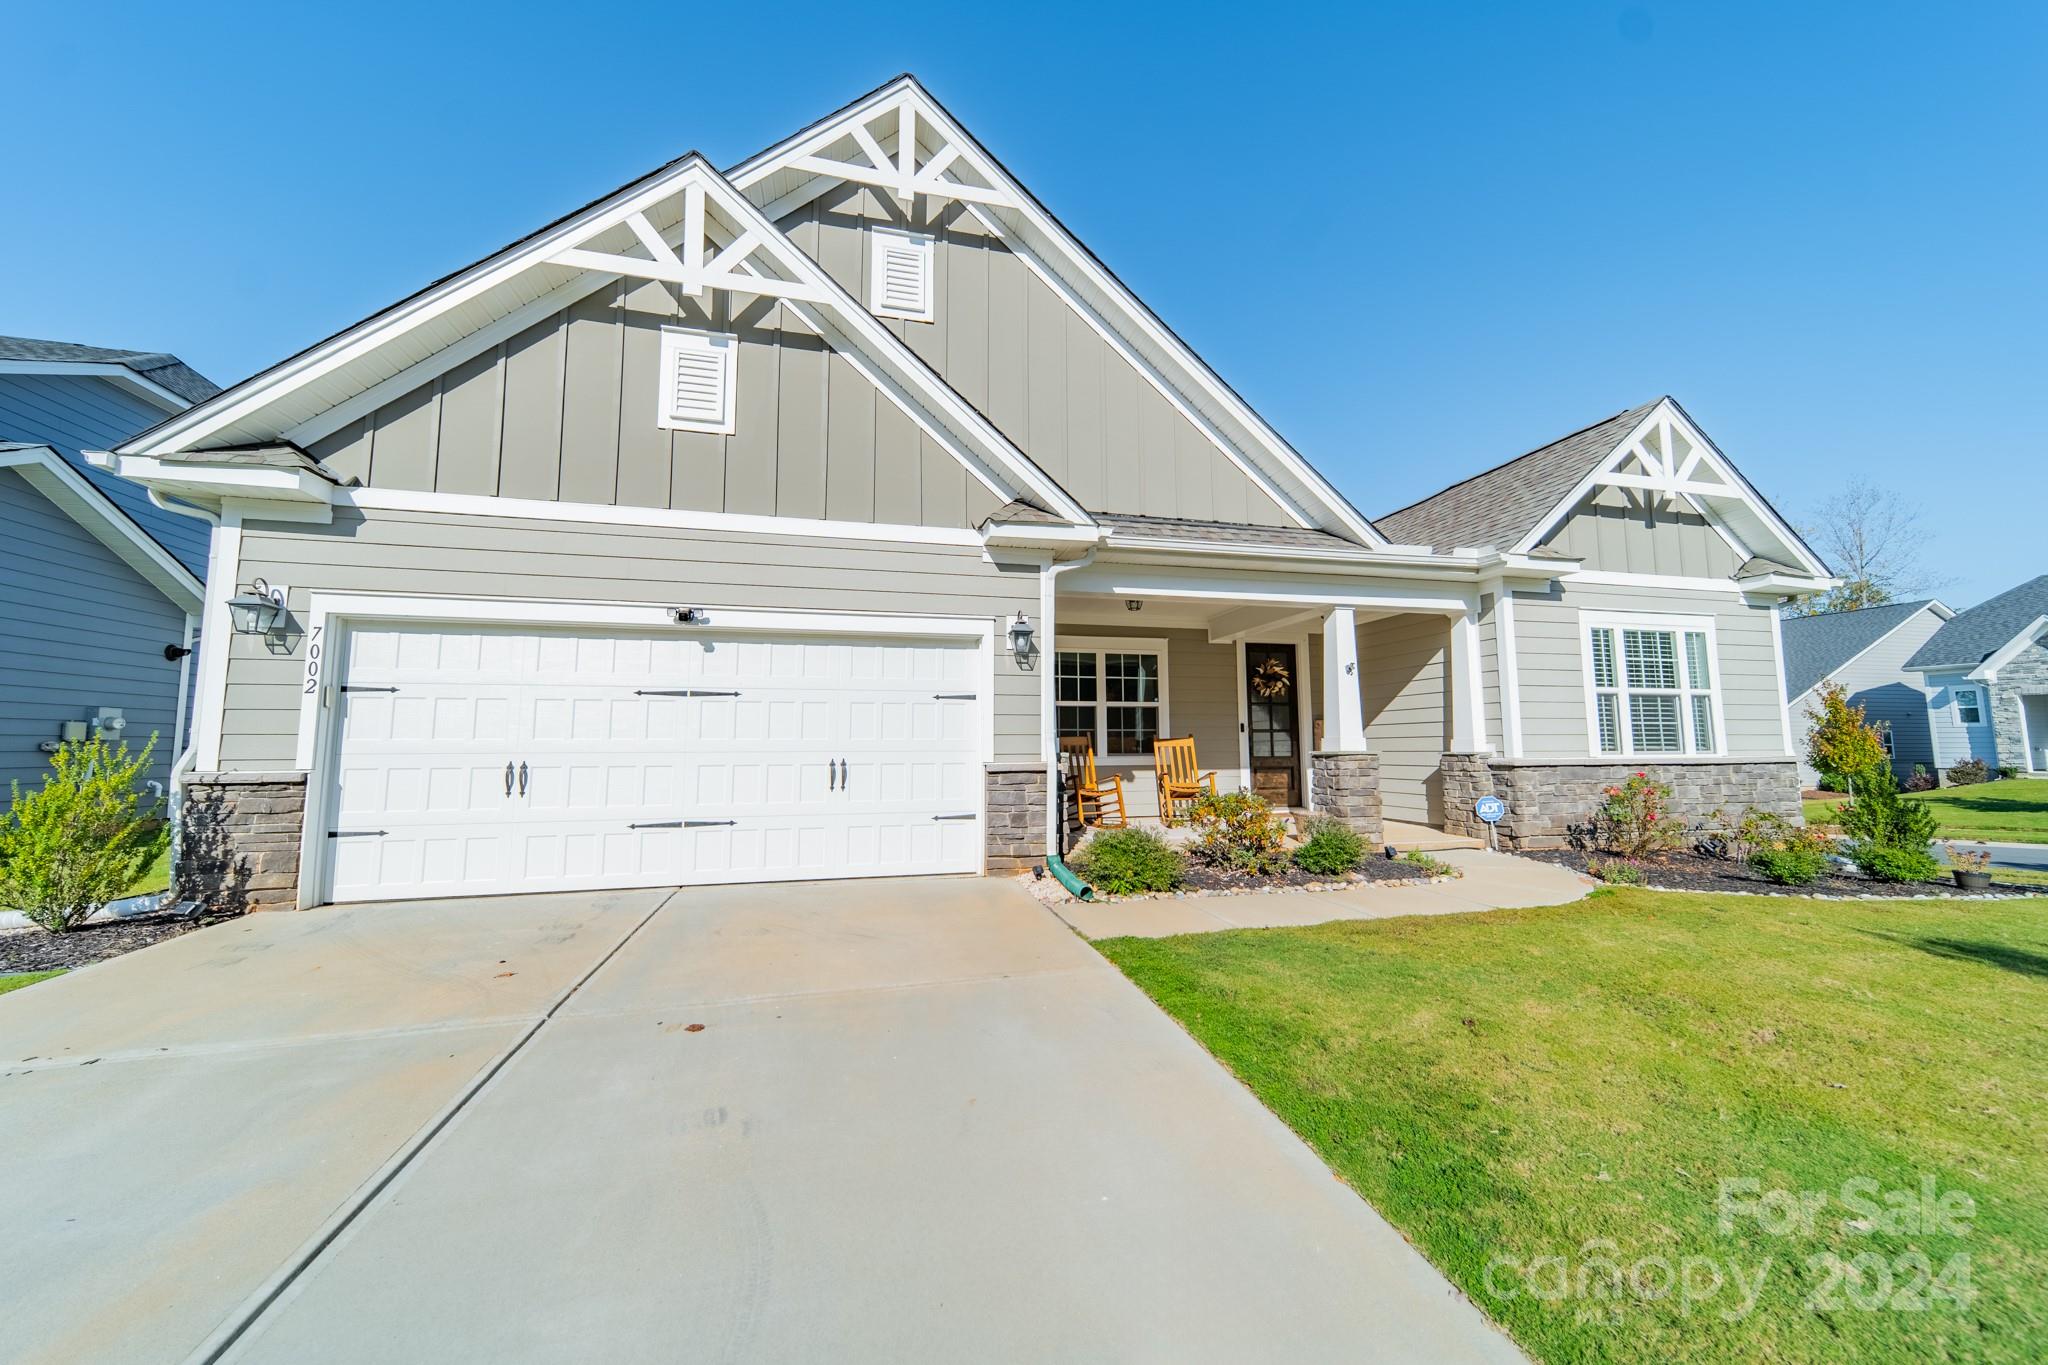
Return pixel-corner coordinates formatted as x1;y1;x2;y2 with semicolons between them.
1309;751;1382;843
1439;755;1802;851
1988;644;2048;772
985;764;1049;873
178;771;309;913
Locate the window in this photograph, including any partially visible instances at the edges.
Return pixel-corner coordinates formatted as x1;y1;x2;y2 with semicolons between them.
1054;639;1168;759
869;227;935;321
1585;617;1721;756
1956;688;1984;725
1880;723;1896;756
657;328;737;434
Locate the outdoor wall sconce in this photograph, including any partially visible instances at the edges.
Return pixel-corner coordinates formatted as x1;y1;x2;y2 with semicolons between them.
1008;611;1037;667
227;577;287;635
670;606;708;625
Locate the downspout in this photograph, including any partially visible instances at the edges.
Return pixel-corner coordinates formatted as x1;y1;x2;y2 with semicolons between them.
1039;545;1099;863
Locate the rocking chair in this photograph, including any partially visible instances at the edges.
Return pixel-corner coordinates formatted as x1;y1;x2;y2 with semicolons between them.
1153;736;1218;826
1061;736;1127;829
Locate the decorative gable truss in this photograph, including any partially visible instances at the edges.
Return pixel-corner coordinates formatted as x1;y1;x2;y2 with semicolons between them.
1519;398;1831;584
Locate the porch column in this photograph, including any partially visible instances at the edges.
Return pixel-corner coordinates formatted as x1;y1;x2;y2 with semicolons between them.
1448;603;1489;754
1321;607;1368;750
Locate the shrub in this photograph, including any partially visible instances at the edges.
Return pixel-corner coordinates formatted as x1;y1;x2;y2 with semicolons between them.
1400;850;1455;877
1805;682;1889;792
1943;842;1992;874
1291;818;1365;876
1587;857;1647;886
1856;843;1942;883
0;735;167;932
1946;758;1991;786
1748;842;1829;886
1070;827;1185;895
1186;790;1289;875
1839;765;1941;882
1903;764;1937;793
1594;772;1685;859
1997;765;2019;780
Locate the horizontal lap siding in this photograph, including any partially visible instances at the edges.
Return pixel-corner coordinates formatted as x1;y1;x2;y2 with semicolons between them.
1057;625;1239;818
221;507;1042;770
1513;581;1787;760
0;470;186;794
1359;614;1449;824
1789;608;1945;783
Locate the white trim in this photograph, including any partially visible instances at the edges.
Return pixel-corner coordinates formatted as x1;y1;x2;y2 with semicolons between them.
1967;615;2048;682
1448;604;1489;754
192;512;242;771
1051;634;1170;770
1951;684;1988;729
112;453;333;505
868;226;936;322
1061;562;1472;615
1577;609;1727;761
331;485;983;545
1561;569;1746;596
0;359;192;413
1768;601;1798;758
0;445;203;612
655;327;738;434
294;595;998;907
172;613;196;764
983;523;1100;548
1234;637;1251;790
1492;582;1525;759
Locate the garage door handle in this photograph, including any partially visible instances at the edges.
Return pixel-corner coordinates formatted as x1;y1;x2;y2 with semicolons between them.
518;761;529;796
932;813;977;821
504;761;515;796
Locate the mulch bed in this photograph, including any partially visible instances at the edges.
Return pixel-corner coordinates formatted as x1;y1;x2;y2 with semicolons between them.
1176;855;1434;893
0;910;223;975
1527;847;2033;899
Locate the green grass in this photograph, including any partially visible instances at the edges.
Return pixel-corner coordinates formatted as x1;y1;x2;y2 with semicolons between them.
1099;890;2048;1363
129;841;172;897
1806;781;2048;844
0;970;63;996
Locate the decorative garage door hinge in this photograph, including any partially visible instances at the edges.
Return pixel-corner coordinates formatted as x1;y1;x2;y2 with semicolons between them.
933;693;977;700
633;689;742;698
327;829;388;838
627;819;738;829
340;685;399;694
931;813;977;821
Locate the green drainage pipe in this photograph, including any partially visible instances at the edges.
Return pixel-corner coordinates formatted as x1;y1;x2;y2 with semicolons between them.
1046;855;1094;901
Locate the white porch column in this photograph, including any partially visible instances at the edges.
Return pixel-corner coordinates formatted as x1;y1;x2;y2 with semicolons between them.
1321;607;1368;751
1449;602;1490;754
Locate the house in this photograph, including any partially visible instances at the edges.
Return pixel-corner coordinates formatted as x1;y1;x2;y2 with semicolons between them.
0;337;219;799
1905;574;2048;776
1781;599;1953;787
97;76;1835;911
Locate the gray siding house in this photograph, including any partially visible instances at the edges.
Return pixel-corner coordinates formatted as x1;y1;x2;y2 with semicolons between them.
102;77;1837;911
1781;600;1952;786
1905;575;2048;775
0;338;218;797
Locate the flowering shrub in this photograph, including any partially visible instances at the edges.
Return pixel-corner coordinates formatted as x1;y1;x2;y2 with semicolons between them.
1587;856;1648;886
1595;772;1686;859
1187;790;1289;875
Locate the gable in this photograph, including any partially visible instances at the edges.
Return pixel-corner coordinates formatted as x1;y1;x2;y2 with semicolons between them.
309;274;1006;529
780;184;1295;527
1538;486;1745;577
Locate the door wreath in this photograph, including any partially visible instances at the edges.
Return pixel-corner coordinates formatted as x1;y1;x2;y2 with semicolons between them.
1250;657;1292;699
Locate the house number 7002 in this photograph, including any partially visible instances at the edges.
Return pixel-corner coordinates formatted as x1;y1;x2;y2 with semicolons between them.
304;625;323;695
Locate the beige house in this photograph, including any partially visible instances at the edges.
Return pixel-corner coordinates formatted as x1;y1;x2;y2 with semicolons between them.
99;77;1834;910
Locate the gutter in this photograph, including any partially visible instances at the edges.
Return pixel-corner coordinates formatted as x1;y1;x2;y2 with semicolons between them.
1039;543;1101;859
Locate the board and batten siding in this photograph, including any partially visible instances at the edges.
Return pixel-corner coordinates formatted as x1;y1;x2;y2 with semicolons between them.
783;184;1295;527
0;372;209;574
1512;580;1787;760
309;278;1006;531
1357;613;1451;824
218;506;1044;770
1056;624;1241;818
0;469;186;794
1789;607;1946;786
1540;490;1745;579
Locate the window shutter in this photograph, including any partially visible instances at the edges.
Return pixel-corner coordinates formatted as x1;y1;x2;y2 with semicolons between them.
657;329;736;433
870;230;934;320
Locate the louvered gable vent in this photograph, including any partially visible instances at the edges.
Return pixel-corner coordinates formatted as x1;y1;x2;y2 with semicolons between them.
657;328;737;434
870;228;934;321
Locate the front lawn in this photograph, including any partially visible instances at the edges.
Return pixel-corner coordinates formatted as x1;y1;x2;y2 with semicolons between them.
1100;890;2048;1363
0;969;63;996
1806;780;2048;844
130;840;172;897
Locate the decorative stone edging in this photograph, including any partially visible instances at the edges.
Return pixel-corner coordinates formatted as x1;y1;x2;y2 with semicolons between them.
1621;881;2036;902
1024;867;1463;905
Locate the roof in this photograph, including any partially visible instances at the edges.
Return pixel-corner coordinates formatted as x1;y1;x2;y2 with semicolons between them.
1374;401;1662;552
0;335;220;406
1098;512;1363;552
1905;575;2048;671
156;443;347;482
0;442;203;611
983;499;1072;526
1781;600;1938;700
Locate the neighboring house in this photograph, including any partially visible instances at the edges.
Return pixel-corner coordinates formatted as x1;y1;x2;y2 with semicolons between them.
1905;574;2048;776
1781;600;1953;786
0;337;219;798
100;76;1835;911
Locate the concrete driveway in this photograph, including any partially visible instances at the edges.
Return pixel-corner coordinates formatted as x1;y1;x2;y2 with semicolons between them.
1;879;1519;1364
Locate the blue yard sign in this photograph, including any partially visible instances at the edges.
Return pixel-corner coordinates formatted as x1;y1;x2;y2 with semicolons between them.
1474;795;1506;824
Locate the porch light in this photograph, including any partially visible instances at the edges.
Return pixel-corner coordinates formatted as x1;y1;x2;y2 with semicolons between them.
227;578;287;635
1008;611;1036;665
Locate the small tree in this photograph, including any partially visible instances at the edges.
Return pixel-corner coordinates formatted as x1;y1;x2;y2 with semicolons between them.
0;735;167;932
1804;682;1888;792
1838;764;1940;882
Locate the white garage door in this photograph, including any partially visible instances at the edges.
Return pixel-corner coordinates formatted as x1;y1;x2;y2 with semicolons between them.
322;623;985;903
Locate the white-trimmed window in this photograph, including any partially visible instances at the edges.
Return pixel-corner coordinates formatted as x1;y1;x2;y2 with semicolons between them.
1583;614;1723;756
1955;687;1984;726
657;327;737;434
1054;637;1168;760
870;227;935;322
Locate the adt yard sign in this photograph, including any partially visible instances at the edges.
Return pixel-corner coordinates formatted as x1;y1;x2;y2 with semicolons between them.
1474;796;1506;824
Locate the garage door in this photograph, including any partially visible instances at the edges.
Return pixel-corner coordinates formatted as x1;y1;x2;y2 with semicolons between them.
322;623;984;903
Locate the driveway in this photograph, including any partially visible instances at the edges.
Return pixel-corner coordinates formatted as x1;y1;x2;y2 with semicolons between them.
1;879;1519;1364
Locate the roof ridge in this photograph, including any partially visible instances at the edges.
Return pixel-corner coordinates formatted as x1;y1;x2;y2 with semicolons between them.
1374;398;1661;523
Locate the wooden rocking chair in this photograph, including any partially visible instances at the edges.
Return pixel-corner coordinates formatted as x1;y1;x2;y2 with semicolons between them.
1061;736;1127;829
1153;736;1217;827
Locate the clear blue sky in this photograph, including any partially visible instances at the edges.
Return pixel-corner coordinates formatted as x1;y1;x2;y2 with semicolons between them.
9;2;2041;606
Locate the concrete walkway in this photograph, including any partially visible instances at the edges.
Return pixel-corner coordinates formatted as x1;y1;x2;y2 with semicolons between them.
1050;848;1595;939
0;878;1522;1365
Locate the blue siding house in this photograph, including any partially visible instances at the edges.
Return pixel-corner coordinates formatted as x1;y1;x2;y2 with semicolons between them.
0;337;220;798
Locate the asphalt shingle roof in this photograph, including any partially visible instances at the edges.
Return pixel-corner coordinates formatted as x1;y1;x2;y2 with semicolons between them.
1781;600;1937;700
0;335;221;406
1373;400;1663;552
1904;575;2048;671
1099;512;1366;552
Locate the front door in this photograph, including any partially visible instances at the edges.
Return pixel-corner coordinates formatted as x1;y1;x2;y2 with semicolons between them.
1245;643;1301;807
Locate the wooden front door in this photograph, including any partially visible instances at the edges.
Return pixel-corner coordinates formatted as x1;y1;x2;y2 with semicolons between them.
1244;643;1301;807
